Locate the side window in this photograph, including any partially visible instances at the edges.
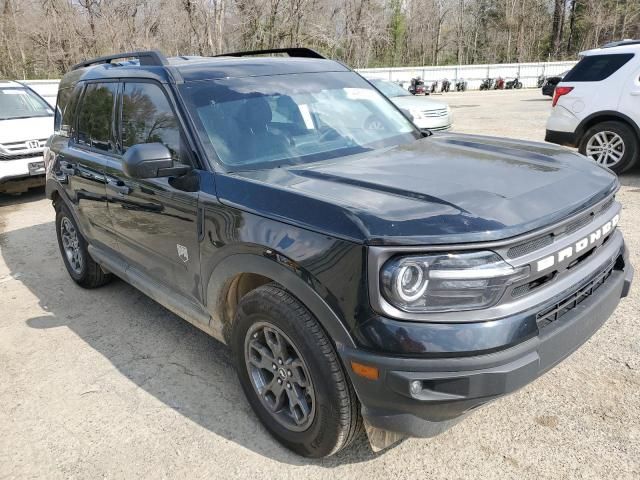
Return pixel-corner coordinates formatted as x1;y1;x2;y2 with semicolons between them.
76;82;118;151
55;85;81;137
54;87;70;134
563;54;634;82
121;82;187;163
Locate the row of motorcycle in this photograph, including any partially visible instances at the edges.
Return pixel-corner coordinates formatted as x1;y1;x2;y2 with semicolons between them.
409;76;525;94
478;76;524;90
408;77;468;94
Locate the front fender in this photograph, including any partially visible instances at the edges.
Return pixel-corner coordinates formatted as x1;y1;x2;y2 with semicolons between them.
205;253;357;350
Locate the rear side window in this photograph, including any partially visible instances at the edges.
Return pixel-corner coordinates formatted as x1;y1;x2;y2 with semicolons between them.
563;54;634;82
121;82;185;162
76;82;118;152
55;86;81;137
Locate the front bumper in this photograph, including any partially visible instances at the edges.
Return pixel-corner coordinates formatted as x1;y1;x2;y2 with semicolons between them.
341;247;633;438
414;117;452;131
0;156;46;192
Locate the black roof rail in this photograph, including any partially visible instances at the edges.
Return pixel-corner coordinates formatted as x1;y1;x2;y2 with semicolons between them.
214;47;325;59
72;50;168;71
602;39;640;48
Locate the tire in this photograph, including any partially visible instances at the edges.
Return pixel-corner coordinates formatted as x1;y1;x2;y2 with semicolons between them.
231;284;361;458
578;120;639;174
55;201;112;288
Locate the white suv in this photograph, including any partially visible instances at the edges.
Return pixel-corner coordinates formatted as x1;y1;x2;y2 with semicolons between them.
0;81;54;194
545;40;640;174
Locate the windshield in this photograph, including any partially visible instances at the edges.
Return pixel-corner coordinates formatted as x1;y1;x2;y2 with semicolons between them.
0;87;53;120
371;80;411;97
179;71;420;170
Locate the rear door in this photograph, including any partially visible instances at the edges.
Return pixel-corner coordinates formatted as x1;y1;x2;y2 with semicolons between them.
618;53;640;128
105;80;202;305
58;81;119;251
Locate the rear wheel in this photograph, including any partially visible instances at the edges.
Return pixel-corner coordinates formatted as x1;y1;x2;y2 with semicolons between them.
579;121;638;174
55;202;112;288
232;284;361;458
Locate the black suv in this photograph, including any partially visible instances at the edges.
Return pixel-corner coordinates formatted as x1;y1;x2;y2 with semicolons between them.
46;49;633;458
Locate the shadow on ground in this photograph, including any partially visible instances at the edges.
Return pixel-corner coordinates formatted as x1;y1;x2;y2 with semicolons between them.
1;220;377;467
0;186;45;207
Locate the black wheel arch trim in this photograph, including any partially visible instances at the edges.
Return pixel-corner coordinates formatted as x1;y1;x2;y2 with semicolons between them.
577;110;640;141
205;253;358;350
46;179;86;237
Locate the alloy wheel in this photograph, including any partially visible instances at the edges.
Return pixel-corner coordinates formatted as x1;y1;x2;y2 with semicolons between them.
244;322;316;432
60;217;83;274
585;131;625;168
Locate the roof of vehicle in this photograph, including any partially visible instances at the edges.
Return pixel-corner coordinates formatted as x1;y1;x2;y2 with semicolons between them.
580;39;640;56
59;49;350;90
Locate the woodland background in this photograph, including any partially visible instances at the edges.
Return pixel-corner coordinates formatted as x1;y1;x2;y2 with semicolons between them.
1;0;639;79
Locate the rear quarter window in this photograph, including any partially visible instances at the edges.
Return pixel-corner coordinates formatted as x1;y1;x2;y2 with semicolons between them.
563;53;634;82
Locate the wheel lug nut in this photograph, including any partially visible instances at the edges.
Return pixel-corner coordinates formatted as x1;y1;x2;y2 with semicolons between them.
287;370;292;377
272;363;277;370
286;382;291;389
278;359;283;365
277;378;283;385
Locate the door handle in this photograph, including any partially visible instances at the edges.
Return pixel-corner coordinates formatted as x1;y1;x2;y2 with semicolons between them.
631;90;640;96
107;180;131;196
59;161;75;176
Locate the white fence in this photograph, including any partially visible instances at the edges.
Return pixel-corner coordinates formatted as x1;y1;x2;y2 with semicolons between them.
358;60;577;90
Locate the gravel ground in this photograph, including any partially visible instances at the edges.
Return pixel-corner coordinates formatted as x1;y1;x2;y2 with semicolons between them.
1;89;638;479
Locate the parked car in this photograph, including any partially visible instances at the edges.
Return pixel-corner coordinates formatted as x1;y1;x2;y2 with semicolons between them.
371;79;452;131
0;81;54;194
47;48;633;458
542;70;569;96
545;39;640;173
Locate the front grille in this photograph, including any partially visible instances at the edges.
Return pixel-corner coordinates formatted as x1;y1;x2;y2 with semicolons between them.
422;108;448;118
507;234;554;259
0;139;46;161
506;195;615;259
0;152;43;161
564;212;593;235
599;197;614;214
536;259;616;329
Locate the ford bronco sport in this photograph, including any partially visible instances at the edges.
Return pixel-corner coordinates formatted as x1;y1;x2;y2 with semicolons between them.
46;49;633;458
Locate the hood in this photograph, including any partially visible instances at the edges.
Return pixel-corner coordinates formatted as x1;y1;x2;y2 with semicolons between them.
217;133;618;245
390;96;448;111
0;116;54;144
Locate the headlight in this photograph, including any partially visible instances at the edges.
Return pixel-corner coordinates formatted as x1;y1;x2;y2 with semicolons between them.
380;251;529;313
408;108;424;120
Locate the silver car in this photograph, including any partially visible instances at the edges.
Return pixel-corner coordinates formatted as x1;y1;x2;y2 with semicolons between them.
371;79;452;131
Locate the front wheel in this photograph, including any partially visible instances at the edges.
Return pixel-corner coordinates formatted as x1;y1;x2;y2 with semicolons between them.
232;284;361;458
579;121;638;174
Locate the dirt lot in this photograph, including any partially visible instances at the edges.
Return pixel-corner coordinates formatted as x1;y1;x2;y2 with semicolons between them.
1;89;639;479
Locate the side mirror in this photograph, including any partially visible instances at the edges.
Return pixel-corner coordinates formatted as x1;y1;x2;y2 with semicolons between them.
122;143;190;179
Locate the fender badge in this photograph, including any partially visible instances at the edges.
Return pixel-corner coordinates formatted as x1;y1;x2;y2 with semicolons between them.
177;244;189;263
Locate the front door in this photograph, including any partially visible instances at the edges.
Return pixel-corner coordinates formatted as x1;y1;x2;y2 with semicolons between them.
106;80;202;305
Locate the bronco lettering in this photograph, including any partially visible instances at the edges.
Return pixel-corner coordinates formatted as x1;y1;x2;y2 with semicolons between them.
536;214;619;272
